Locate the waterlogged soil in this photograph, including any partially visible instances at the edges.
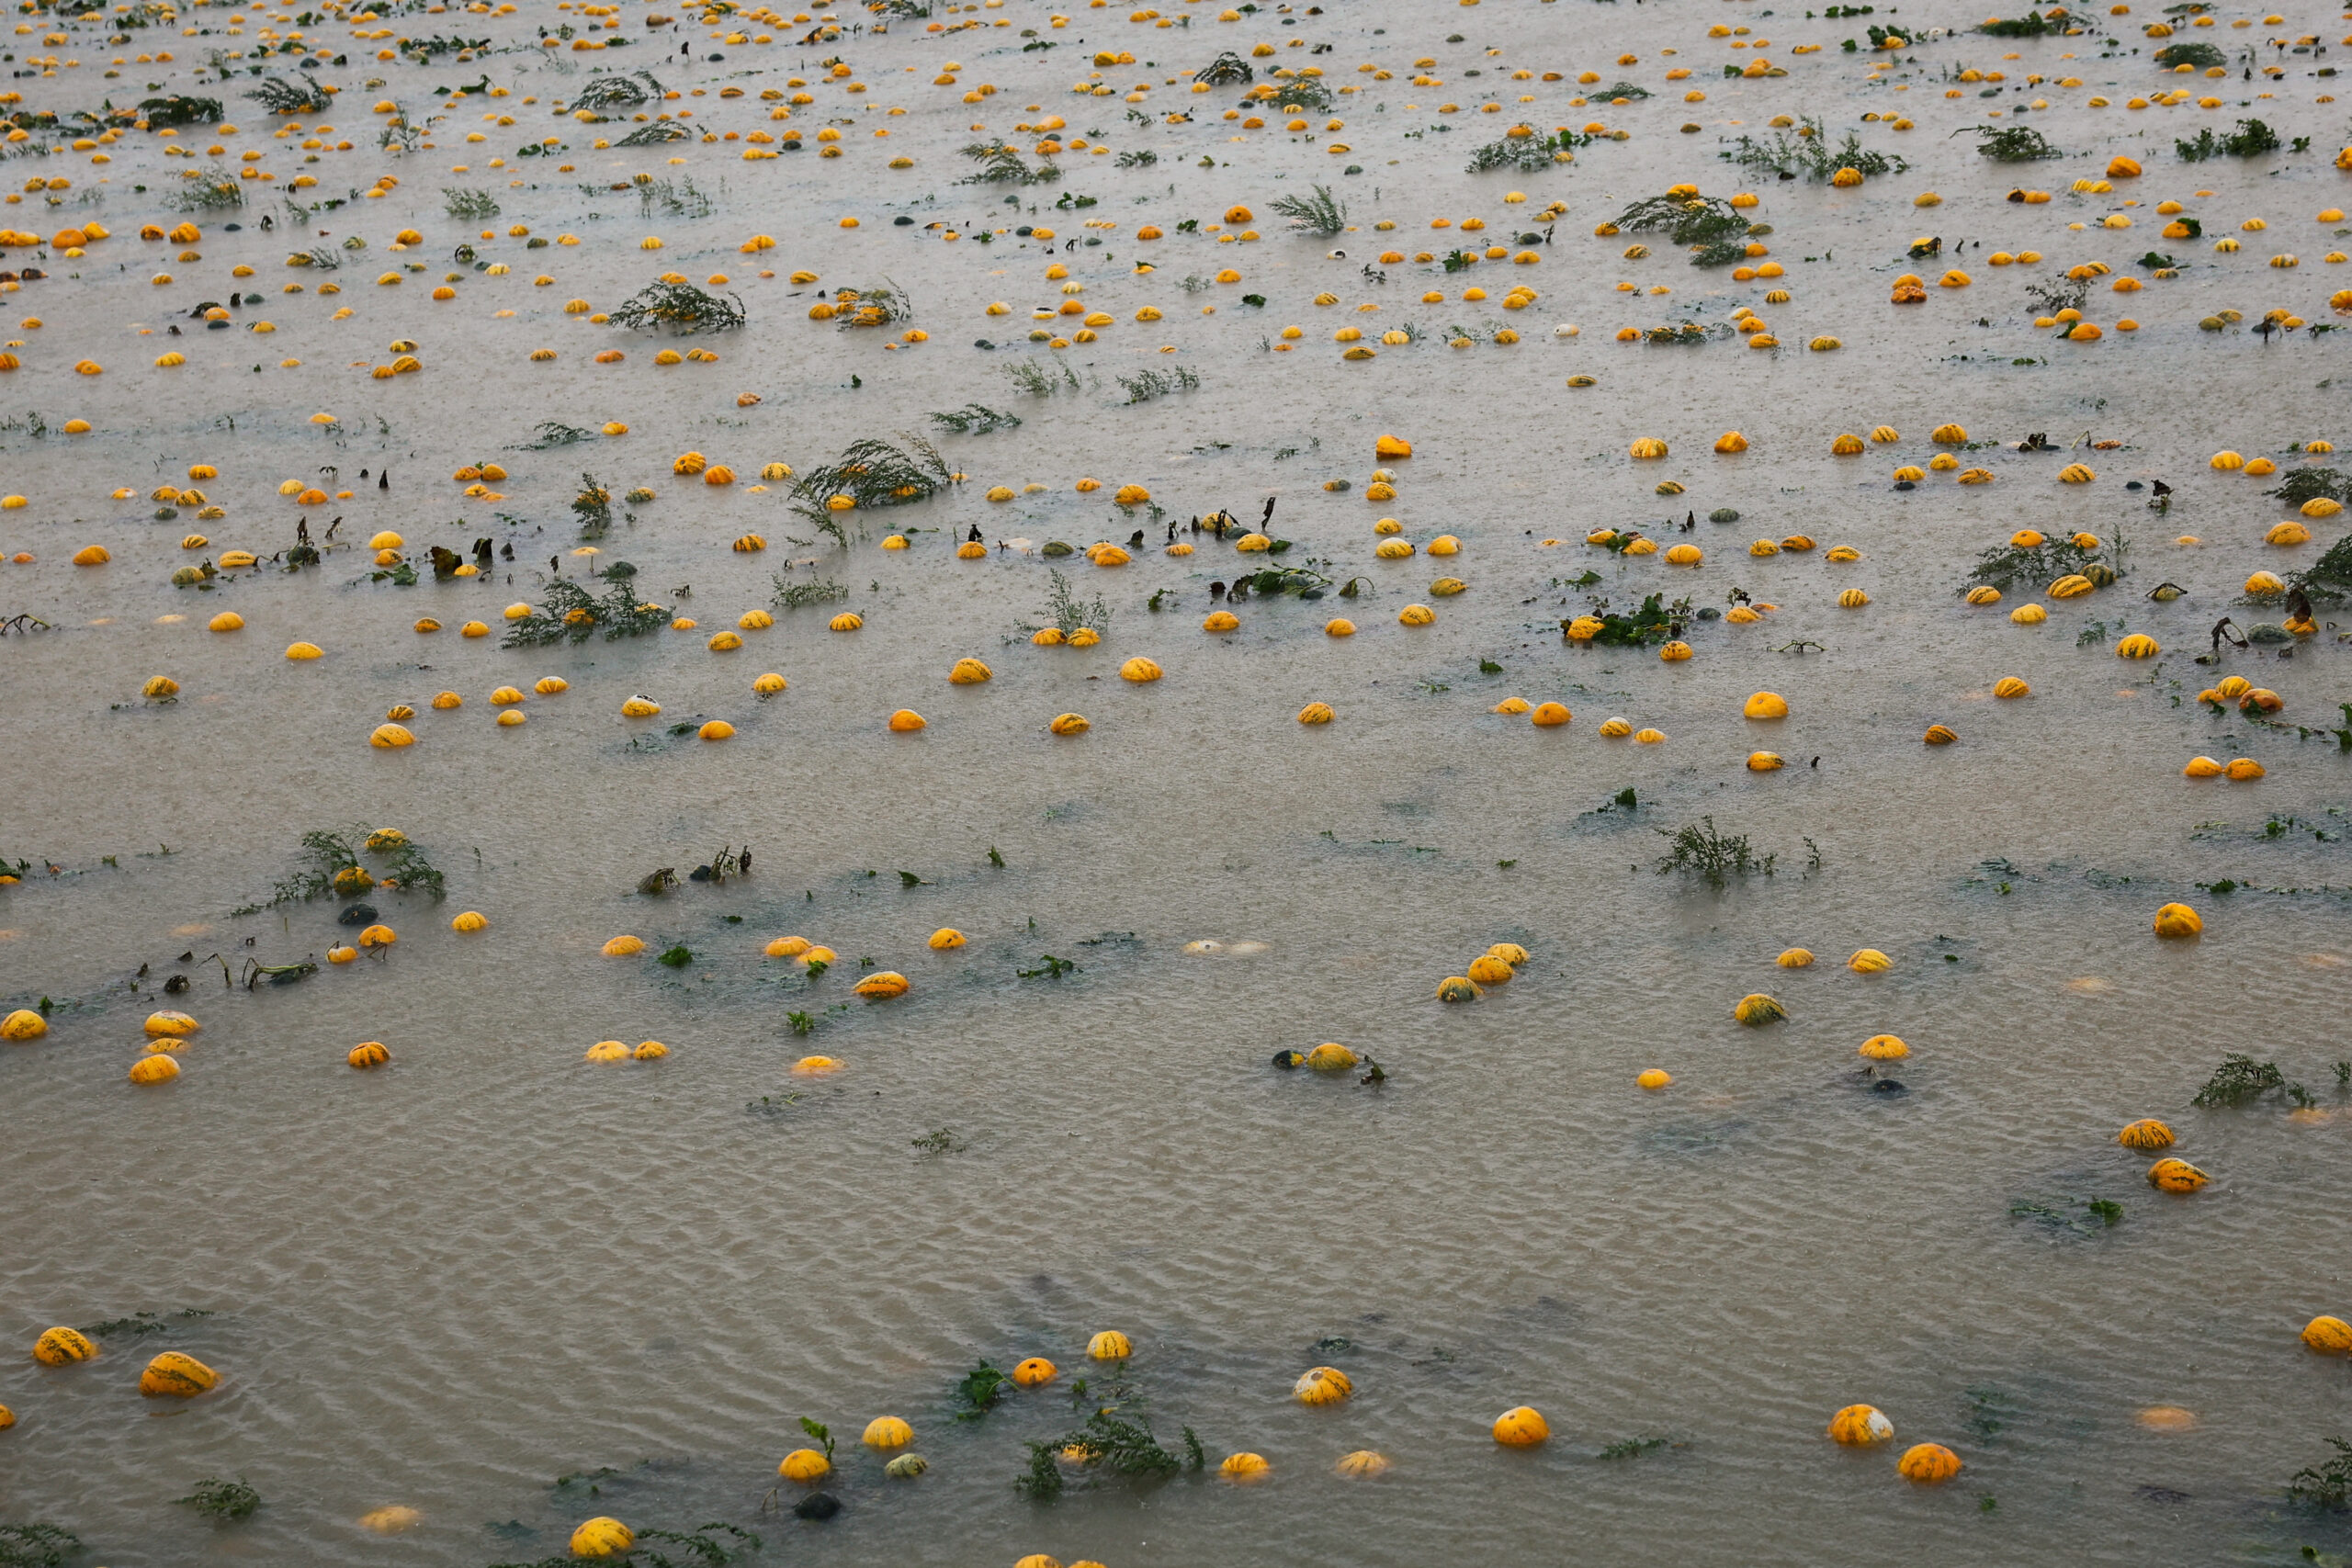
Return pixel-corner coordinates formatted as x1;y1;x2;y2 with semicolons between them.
3;0;2352;1562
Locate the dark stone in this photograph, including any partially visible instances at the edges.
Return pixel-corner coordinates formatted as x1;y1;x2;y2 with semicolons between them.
337;903;379;926
793;1493;842;1520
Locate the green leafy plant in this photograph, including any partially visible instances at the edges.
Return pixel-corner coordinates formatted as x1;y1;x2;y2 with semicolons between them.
929;403;1022;434
799;1418;835;1463
1961;124;2062;161
1656;817;1775;886
1721;116;1906;181
789;435;951;544
2192;1053;2284;1107
572;69;665;110
166;165;245;210
1979;6;2072;34
1269;182;1347;233
1572;591;1684;645
2152;39;2226;69
1005;358;1081;396
2177;118;2279;161
489;1521;758;1568
503;576;670;646
959;141;1059;185
247;827;445;910
2279;532;2352;605
608;280;746;334
1964;535;2100;593
442;185;499;220
2289;1437;2352;1508
177;1477;260;1521
1116;366;1199;403
140;94;222;128
571;474;620;538
1598;1436;1671;1460
772;574;851;610
954;1359;1011;1417
244;72;329;113
636;175;713;219
616;119;691;146
0;1524;81;1568
1193;50;1252;85
912;1127;967;1158
1018;569;1111;640
1015;1406;1202;1501
1466;126;1586;172
1262;74;1333;112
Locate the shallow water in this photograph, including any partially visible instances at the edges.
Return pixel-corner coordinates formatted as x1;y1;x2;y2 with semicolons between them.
4;0;2352;1561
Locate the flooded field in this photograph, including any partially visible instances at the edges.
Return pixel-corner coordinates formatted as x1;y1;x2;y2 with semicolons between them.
3;0;2351;1561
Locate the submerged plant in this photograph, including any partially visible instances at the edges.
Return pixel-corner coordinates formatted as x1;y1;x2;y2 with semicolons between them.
2289;1437;2352;1508
958;141;1058;185
2191;1053;2284;1107
1269;182;1347;233
1193;50;1252;85
1465;126;1586;173
2177;118;2279;162
249;828;445;910
442;186;500;220
772;573;851;610
1018;569;1112;639
0;1524;82;1568
1015;1405;1204;1502
165;165;245;210
829;282;911;329
929;403;1022;434
1964;535;2100;593
1960;124;2062;161
2151;39;2227;71
139;93;223;129
1656;817;1775;886
788;434;951;544
176;1477;260;1522
616;119;692;146
1116;366;1199;403
571;68;665;111
244;72;330;113
1722;116;1907;181
1978;6;2074;34
1005;358;1081;397
503;575;671;646
608;280;746;334
953;1359;1011;1417
2279;531;2352;605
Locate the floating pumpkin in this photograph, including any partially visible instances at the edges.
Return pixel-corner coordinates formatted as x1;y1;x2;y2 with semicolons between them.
139;1351;218;1397
1828;1404;1894;1445
33;1326;97;1366
1295;1366;1352;1404
1335;1450;1390;1477
1492;1406;1550;1447
1896;1443;1962;1483
2118;1118;2175;1150
854;971;910;998
570;1518;635;1558
2154;902;2201;938
1089;1330;1133;1360
779;1449;831;1483
1220;1452;1271;1482
2147;1157;2209;1193
2302;1316;2352;1355
1;1010;48;1043
863;1416;913;1449
1013;1357;1059;1389
1733;993;1786;1026
348;1041;390;1069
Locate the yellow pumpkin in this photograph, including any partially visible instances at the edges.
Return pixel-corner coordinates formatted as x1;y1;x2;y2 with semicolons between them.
128;1055;181;1085
2;1009;48;1042
1088;1330;1133;1360
2301;1315;2352;1355
1828;1404;1894;1445
779;1449;831;1483
1298;702;1335;726
1744;692;1788;720
570;1517;636;1557
1466;954;1515;985
2117;1118;2174;1151
1120;656;1163;682
144;1010;200;1038
1013;1357;1059;1388
1306;1042;1359;1071
1335;1450;1390;1477
1434;976;1482;1003
1637;1067;1673;1090
1777;949;1814;967
139;1350;219;1397
1733;993;1786;1026
854;971;910;998
33;1326;97;1366
1492;1406;1550;1446
1049;713;1091;736
2147;1157;2210;1193
1897;1442;1962;1483
347;1041;390;1069
2115;633;2159;659
2153;902;2201;939
864;1416;914;1449
1220;1452;1272;1482
1295;1365;1352;1404
888;709;926;732
949;657;992;684
1858;1034;1909;1060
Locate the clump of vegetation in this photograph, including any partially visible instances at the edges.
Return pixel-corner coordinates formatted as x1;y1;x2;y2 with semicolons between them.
252;828;447;908
166;166;245;210
1723;116;1907;181
1657;817;1775;887
1014;1398;1204;1502
1193;50;1252;85
829;283;910;330
489;1522;758;1568
244;72;329;114
2280;533;2352;605
176;1477;260;1522
1262;75;1333;112
2010;1193;2123;1234
573;69;665;111
1019;569;1112;640
616;120;691;147
912;1127;967;1157
772;573;851;610
524;422;596;450
1964;534;2101;593
1006;359;1081;397
1269;183;1347;233
1591;80;1651;100
930;403;1022;434
1961;124;2062;161
571;474;628;538
1466;127;1586;173
1117;366;1199;404
503;576;671;646
1979;6;2073;33
1598;1435;1673;1460
0;1524;82;1568
442;186;499;220
2290;1437;2352;1508
139;93;222;128
2191;1053;2284;1107
790;435;952;544
638;175;712;219
1615;190;1752;265
2264;468;2349;508
2177;118;2279;161
1573;591;1684;645
609;280;746;334
959;141;1058;185
953;1359;1011;1417
1114;148;1159;168
2152;39;2226;70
